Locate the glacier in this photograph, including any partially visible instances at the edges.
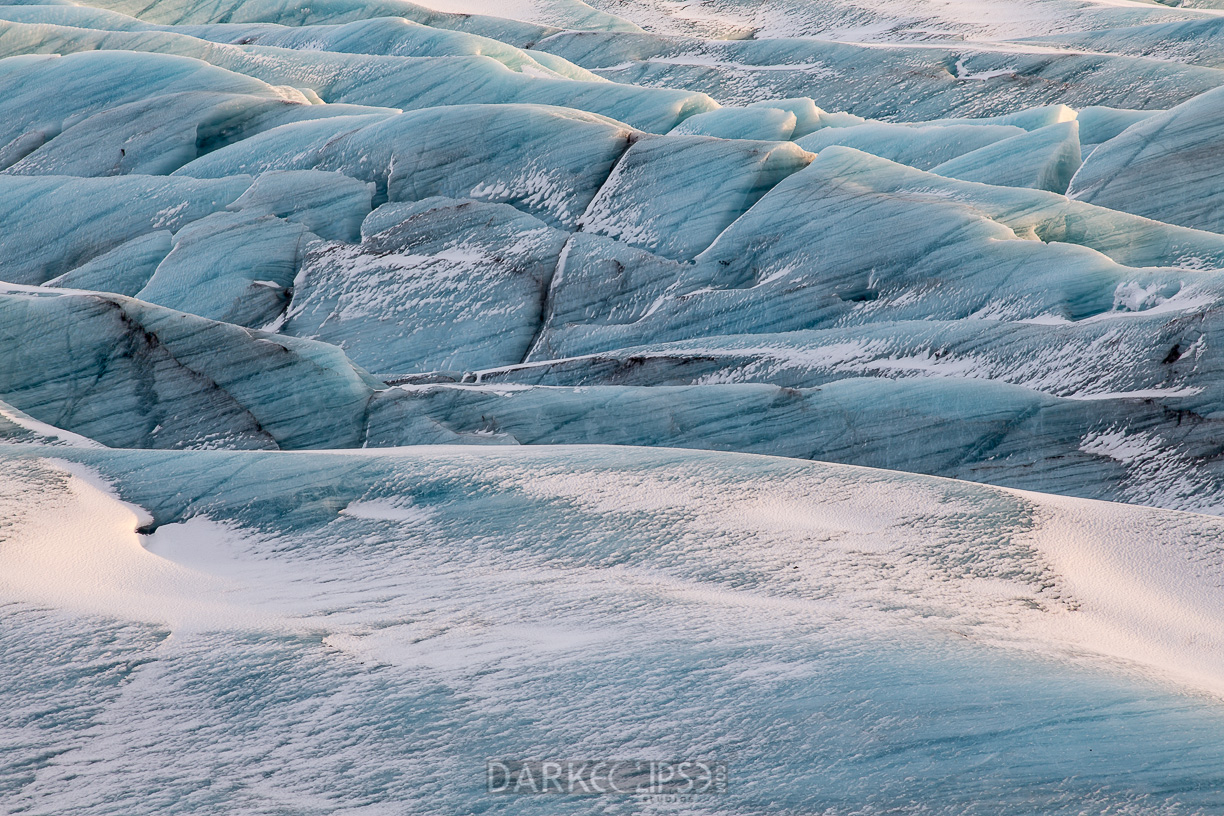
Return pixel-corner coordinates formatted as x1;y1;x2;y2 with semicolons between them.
4;0;1224;811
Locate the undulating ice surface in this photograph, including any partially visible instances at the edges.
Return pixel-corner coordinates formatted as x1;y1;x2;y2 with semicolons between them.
4;0;1224;810
0;0;1221;505
3;444;1224;814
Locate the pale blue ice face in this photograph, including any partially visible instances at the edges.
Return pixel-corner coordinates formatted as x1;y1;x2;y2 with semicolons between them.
0;174;252;284
0;19;717;133
576;134;813;261
0;286;378;450
1069;85;1224;234
284;198;570;374
795;121;1025;171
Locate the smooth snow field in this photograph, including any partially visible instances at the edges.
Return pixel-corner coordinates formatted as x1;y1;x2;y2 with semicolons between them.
4;0;1224;810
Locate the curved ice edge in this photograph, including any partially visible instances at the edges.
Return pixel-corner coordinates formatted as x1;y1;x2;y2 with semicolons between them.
3;442;1223;700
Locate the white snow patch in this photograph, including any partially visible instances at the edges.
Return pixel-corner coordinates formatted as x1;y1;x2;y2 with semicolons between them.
953;57;1017;80
339;499;433;524
0;460;281;631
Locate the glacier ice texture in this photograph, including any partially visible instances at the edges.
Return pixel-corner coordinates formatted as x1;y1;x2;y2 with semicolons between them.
3;0;1224;811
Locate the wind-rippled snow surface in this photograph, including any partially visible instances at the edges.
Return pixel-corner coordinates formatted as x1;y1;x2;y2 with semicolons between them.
3;0;1224;811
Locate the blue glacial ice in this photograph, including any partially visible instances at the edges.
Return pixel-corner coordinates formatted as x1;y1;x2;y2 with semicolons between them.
929;120;1082;193
1074;105;1156;151
2;88;384;178
42;230;173;296
531;147;1224;359
223;169;373;242
1069;84;1224;234
0;20;718;132
534;31;1224;116
1021;16;1224;70
176;104;639;228
0;174;252;284
68;0;623;40
0;284;378;449
2;0;1224;810
135;210;316;328
795;121;1025;171
669;104;800;140
0;7;616;80
0;49;309;158
576;133;813;260
284;197;569;373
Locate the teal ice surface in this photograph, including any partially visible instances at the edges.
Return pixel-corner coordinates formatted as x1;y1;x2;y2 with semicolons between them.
929;120;1082;193
35;0;609;40
576;134;813;261
532;147;1224;358
669;105;799;140
1020;16;1224;70
1;89;383;177
136;210;315;328
42;231;173;297
0;20;716;132
1069;84;1224;234
284;198;570;374
0;49;295;154
901;103;1079;131
0;285;378;449
224;169;373;242
175;104;638;228
534;32;1224;116
477;316;1224;408
0;5;604;79
1074;105;1157;146
168;16;607;79
0;174;252;284
363;377;1224;509
747;95;825;136
796;121;1025;171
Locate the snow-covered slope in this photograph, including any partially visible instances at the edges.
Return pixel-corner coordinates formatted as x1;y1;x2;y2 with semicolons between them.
3;443;1224;813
